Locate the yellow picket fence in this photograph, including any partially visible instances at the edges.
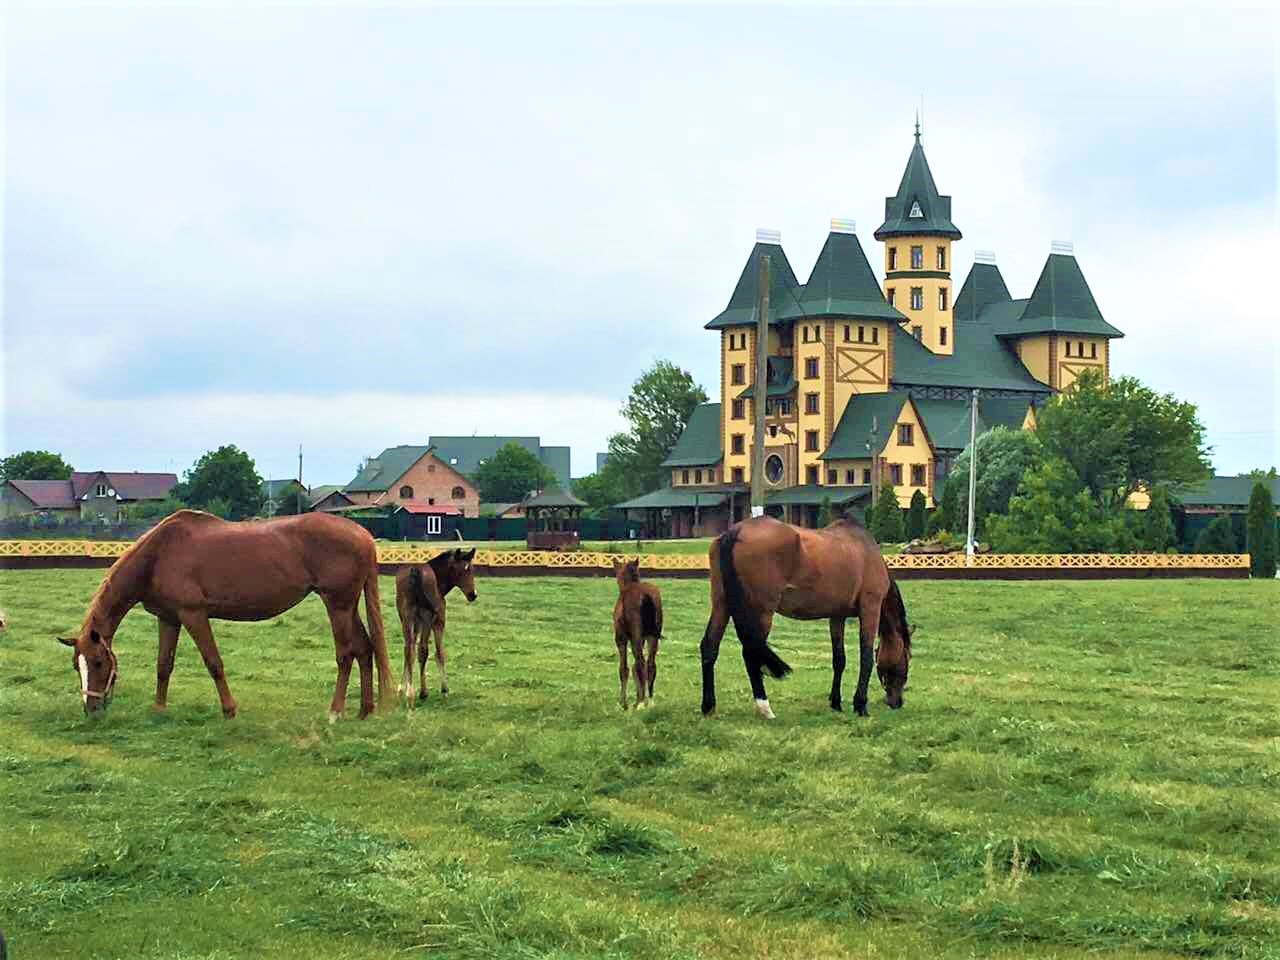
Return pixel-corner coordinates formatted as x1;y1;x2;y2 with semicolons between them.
0;539;1252;574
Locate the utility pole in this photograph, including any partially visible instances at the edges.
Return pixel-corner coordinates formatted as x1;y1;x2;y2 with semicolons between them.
965;388;979;565
297;445;304;515
750;243;771;519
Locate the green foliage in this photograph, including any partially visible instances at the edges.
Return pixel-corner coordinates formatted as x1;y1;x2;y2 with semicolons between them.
177;445;263;521
925;510;945;538
471;442;557;503
1142;486;1176;553
816;496;834;528
942;427;1045;537
1;570;1277;959
0;450;74;482
870;484;904;543
1195;516;1238;554
572;469;629;512
1246;467;1278;481
906;490;927;540
606;360;708;499
1036;370;1210;509
986;457;1132;554
265;483;307;517
123;496;186;522
1246;482;1277;578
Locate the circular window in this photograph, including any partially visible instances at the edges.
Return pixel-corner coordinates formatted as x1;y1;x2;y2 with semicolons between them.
765;455;784;485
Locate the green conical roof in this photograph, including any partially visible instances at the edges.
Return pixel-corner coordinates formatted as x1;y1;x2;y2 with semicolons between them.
994;253;1124;339
953;262;1012;324
874;128;961;241
705;242;803;329
782;230;905;322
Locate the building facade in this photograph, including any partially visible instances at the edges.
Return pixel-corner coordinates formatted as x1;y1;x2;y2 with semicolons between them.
656;124;1124;529
343;445;481;518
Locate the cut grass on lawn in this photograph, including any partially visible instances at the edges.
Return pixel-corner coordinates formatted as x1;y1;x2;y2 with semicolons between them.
0;570;1276;959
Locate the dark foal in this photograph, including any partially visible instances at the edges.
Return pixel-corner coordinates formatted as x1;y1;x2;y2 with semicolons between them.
613;558;663;710
395;548;477;703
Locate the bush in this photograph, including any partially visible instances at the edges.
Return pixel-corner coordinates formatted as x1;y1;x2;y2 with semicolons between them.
925;510;945;538
906;490;927;540
869;485;904;543
985;457;1131;554
1246;482;1277;577
942;427;1045;538
1195;516;1238;554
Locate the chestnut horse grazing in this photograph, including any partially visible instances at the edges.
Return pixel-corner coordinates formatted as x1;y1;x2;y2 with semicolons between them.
700;516;911;721
58;510;393;720
395;548;477;702
613;558;662;710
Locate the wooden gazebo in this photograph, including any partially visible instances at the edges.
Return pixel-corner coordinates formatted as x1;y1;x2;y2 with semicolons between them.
524;488;586;550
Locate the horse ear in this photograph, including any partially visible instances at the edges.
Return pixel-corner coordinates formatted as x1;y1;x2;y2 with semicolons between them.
58;636;77;648
464;548;476;561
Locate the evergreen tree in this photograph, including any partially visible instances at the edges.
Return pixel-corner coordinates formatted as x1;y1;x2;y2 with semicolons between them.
816;496;834;528
1142;486;1176;552
1194;516;1238;554
870;485;905;543
925;509;945;538
1246;482;1277;577
906;489;927;540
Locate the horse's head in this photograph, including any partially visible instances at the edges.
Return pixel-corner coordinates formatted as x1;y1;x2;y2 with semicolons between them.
446;548;478;602
876;623;912;709
57;625;119;715
614;558;640;588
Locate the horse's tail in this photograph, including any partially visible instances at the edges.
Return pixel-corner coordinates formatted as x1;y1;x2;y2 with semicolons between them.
717;527;791;679
408;566;437;616
364;567;393;702
640;593;662;640
881;576;910;653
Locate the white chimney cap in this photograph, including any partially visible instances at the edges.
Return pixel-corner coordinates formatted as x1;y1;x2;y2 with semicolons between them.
755;228;782;244
974;250;997;265
829;218;857;234
1050;240;1074;255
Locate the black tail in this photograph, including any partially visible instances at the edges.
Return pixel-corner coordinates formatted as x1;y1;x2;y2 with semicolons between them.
640;595;662;639
408;566;436;616
717;528;791;679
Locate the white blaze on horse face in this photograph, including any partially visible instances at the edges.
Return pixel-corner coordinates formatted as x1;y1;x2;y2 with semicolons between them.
754;698;776;720
77;654;90;704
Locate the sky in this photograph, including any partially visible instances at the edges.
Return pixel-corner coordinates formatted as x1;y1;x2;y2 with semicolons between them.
3;2;1276;485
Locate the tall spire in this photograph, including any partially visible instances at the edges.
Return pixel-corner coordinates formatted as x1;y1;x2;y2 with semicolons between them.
873;127;961;241
914;111;921;144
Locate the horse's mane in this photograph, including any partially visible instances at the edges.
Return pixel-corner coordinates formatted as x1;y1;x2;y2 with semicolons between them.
80;510;213;631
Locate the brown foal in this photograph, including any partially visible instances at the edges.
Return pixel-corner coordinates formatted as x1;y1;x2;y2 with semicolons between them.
613;558;663;710
395;548;477;702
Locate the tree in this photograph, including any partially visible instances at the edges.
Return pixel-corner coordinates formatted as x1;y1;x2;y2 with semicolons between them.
1036;370;1210;510
471;442;556;503
606;360;708;499
1142;486;1176;553
1195;516;1238;554
123;496;186;522
986;457;1131;554
941;427;1045;537
817;496;834;529
178;445;263;521
0;450;73;482
925;509;946;538
870;485;904;543
1247;482;1277;578
906;490;927;540
573;468;629;513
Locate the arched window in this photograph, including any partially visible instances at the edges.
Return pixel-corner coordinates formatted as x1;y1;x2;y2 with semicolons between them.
399;485;414;499
451;486;466;499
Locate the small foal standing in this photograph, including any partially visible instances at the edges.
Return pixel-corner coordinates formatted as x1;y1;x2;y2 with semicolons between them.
613;558;662;710
395;548;477;702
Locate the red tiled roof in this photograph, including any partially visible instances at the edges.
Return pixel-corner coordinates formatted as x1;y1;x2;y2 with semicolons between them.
8;479;76;509
71;471;177;501
396;501;463;516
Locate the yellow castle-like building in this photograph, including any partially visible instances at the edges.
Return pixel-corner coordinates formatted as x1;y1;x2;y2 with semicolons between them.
617;124;1125;535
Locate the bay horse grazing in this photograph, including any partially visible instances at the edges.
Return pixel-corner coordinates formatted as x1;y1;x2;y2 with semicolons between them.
395;548;477;702
57;510;393;720
700;515;912;720
612;558;662;710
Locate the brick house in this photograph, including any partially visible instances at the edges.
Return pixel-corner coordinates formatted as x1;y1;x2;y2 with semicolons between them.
0;471;177;522
343;445;480;518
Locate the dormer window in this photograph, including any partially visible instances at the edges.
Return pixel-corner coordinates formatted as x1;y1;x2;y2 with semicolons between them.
909;200;923;218
95;483;108;497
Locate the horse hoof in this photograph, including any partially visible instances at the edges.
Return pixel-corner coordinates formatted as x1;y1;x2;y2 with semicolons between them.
753;698;776;721
854;704;869;718
418;690;428;702
441;687;448;696
701;703;716;717
152;702;168;713
830;699;843;712
328;710;341;725
223;705;238;719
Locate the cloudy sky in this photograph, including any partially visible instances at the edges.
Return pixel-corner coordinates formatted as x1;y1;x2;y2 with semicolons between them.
3;2;1276;485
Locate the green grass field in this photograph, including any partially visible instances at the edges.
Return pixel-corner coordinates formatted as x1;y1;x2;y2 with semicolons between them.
0;570;1276;959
